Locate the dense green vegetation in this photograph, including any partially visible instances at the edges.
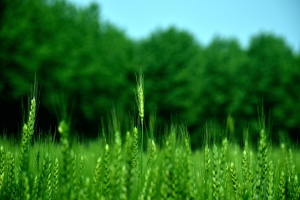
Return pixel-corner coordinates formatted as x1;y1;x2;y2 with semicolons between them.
1;0;300;147
1;0;299;198
1;78;300;199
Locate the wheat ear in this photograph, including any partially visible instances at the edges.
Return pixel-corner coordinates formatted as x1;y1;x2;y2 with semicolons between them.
53;158;59;200
278;171;286;199
31;175;39;200
136;72;144;180
230;162;240;200
7;152;16;199
136;72;144;126
267;161;274;200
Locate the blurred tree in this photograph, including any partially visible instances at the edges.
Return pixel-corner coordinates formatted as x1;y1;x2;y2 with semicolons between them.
191;36;248;143
135;27;203;135
240;33;300;142
0;0;39;100
0;0;135;137
0;0;299;145
0;0;45;133
35;1;136;136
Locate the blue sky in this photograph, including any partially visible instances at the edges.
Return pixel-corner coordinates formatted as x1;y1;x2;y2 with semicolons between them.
68;0;300;52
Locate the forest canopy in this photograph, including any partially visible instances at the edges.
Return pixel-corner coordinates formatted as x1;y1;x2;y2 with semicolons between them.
1;0;299;147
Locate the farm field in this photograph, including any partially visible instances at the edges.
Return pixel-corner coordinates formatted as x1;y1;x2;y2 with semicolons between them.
1;122;300;199
0;79;300;200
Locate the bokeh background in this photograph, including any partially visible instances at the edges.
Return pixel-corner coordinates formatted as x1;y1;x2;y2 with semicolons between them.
0;0;299;147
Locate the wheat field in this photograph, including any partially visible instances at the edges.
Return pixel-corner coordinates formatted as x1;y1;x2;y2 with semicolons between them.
0;75;299;200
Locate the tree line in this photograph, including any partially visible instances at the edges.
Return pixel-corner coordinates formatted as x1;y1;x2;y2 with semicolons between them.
1;0;299;146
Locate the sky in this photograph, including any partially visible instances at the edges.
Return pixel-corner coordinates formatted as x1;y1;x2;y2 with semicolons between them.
68;0;300;52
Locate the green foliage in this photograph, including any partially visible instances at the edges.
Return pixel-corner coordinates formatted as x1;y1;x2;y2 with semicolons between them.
1;0;300;147
135;27;203;128
196;37;247;119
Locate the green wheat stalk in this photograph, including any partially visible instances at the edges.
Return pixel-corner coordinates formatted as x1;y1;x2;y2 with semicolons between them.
70;151;79;200
212;145;223;199
20;171;30;200
6;152;17;199
136;71;145;183
184;138;196;199
113;131;123;199
133;127;140;190
19;97;36;178
124;131;135;198
204;144;212;199
0;146;5;197
93;157;102;198
267;161;274;200
146;140;158;199
278;170;286;199
104;143;111;199
136;71;144;132
254;128;268;199
230;162;240;200
53;158;59;200
31;175;39;200
58;120;71;199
